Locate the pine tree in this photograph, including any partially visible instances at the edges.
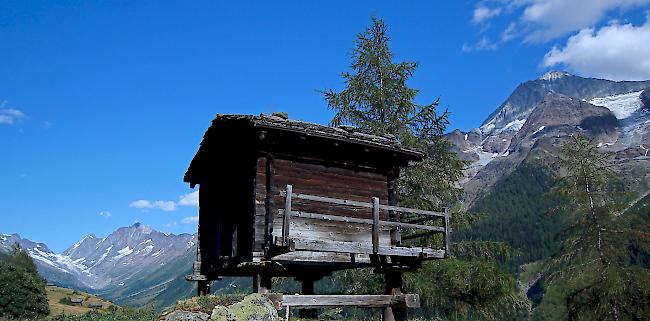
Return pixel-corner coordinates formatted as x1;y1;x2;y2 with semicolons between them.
323;17;463;208
0;243;50;319
542;135;650;321
323;17;525;321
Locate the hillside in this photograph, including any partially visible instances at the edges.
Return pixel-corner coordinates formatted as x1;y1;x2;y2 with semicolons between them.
0;225;198;311
447;71;650;208
46;286;115;316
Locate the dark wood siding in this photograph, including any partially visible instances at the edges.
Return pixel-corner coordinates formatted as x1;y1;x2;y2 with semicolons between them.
254;157;391;249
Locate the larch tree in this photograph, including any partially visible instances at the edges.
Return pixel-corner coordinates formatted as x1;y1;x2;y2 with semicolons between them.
323;17;525;321
544;135;650;321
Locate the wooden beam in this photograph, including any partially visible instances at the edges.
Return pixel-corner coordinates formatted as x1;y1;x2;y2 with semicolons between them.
282;185;292;246
444;207;451;256
372;197;380;254
284;191;374;208
379;204;446;218
280;190;446;217
290;239;445;258
268;294;420;309
287;211;444;232
387;168;401;245
253;274;272;294
264;154;275;250
381;220;445;232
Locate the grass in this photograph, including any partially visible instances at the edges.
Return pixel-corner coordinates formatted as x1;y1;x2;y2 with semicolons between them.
45;285;115;316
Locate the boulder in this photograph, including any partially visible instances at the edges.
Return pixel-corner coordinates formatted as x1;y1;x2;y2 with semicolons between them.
162;310;210;321
210;306;235;321
226;294;278;321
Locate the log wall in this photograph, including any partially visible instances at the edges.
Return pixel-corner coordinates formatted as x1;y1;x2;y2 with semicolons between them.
254;156;392;254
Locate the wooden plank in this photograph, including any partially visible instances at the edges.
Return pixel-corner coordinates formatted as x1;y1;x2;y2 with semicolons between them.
271;251;373;264
288;211;444;232
387;168;401;246
271;294;420;308
372;197;380;254
282;185;292;246
264;154;275;250
282;191;374;209
444;207;450;256
273;213;392;246
291;239;445;258
379;204;446;218
381;221;445;232
290;210;374;225
280;191;444;218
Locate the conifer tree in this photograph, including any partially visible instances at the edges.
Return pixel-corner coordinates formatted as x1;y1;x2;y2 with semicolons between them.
543;135;650;321
323;17;525;321
0;243;50;319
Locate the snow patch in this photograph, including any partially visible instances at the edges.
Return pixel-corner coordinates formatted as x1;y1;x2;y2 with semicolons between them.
532;126;545;135
464;134;468;141
95;245;113;266
539;71;570;81
151;250;162;258
589;91;643;119
502;119;526;132
137;245;154;255
113;246;133;260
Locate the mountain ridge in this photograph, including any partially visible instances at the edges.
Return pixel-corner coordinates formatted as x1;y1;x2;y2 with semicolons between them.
0;223;197;309
448;71;650;207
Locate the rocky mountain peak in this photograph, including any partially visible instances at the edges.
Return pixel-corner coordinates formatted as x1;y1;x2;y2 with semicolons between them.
539;70;572;81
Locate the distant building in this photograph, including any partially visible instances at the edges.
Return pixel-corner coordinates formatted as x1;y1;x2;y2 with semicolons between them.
70;298;83;305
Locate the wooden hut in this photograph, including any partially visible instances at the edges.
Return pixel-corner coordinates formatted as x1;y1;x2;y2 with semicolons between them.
184;113;449;320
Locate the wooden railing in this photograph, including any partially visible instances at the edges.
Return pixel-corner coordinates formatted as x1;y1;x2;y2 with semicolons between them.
279;184;450;257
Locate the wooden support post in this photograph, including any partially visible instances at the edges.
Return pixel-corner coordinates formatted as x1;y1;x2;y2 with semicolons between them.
198;280;209;296
264;154;275;250
253;274;272;294
444;207;451;256
298;277;318;319
283;185;292;246
387;168;401;245
372;197;380;254
383;272;406;321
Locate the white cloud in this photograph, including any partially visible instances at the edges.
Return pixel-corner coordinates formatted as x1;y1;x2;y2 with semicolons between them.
0;107;27;125
130;190;198;212
181;216;199;224
462;37;498;52
178;191;199;207
473;0;650;43
99;211;112;217
520;0;650;42
130;200;177;212
473;6;502;24
543;16;650;81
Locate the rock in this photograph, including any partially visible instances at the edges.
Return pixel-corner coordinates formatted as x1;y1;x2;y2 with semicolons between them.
162;310;210;321
228;294;278;321
210;306;235;321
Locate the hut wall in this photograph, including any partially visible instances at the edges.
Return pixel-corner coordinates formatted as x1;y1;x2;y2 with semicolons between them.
254;157;392;253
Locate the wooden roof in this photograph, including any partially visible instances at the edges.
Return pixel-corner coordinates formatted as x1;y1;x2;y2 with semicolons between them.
184;113;424;183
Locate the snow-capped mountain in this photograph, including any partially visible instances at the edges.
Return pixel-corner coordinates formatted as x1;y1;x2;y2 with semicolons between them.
447;72;650;206
0;223;197;308
480;71;650;135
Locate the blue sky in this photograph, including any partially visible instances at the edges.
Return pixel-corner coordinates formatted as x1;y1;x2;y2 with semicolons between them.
2;0;650;252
